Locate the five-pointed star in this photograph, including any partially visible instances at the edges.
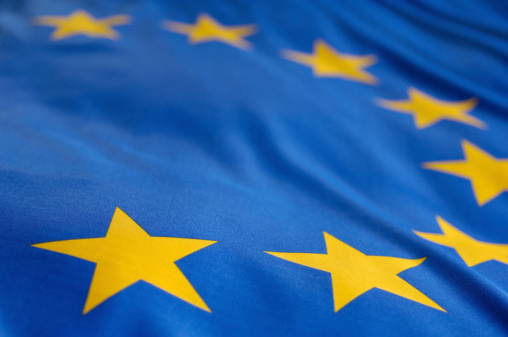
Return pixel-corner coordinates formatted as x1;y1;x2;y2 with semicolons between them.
424;140;508;206
282;39;377;84
163;13;257;50
266;232;444;312
378;88;484;129
32;207;217;314
415;216;508;267
34;10;131;40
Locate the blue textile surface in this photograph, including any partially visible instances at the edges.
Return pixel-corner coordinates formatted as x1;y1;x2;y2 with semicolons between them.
1;0;508;336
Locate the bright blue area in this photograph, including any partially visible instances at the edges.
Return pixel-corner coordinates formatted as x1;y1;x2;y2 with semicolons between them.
0;0;508;336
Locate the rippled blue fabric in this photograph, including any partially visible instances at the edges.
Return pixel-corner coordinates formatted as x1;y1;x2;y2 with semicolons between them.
0;0;508;336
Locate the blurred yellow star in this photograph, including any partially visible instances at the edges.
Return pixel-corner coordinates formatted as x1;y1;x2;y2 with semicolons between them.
424;140;508;206
33;207;217;314
282;39;377;84
164;13;257;49
34;10;131;40
415;216;508;267
266;232;444;313
378;88;484;129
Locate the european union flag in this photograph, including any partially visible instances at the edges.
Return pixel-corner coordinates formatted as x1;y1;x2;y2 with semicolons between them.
1;0;508;336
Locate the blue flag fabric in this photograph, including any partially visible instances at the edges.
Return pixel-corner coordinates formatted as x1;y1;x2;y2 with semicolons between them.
1;0;508;336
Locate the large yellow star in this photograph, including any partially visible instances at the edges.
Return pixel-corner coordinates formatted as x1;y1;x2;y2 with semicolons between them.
34;10;131;40
32;207;217;314
266;232;444;312
282;39;377;84
163;13;257;50
415;216;508;267
378;88;484;129
424;140;508;206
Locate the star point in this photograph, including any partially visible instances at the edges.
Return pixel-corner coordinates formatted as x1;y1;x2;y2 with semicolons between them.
424;140;508;206
414;216;508;267
266;232;444;313
34;10;131;40
163;13;257;50
33;207;217;313
378;88;485;129
282;39;378;84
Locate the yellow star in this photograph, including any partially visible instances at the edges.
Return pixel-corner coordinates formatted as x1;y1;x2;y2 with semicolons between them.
282;39;377;84
163;13;257;50
424;140;508;206
34;10;131;40
265;232;444;313
32;207;217;314
378;88;484;129
415;216;508;267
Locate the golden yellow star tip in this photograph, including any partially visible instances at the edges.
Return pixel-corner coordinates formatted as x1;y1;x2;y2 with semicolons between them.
163;13;257;50
266;232;444;313
32;207;217;313
33;10;132;41
379;88;485;129
282;39;378;84
423;139;508;206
